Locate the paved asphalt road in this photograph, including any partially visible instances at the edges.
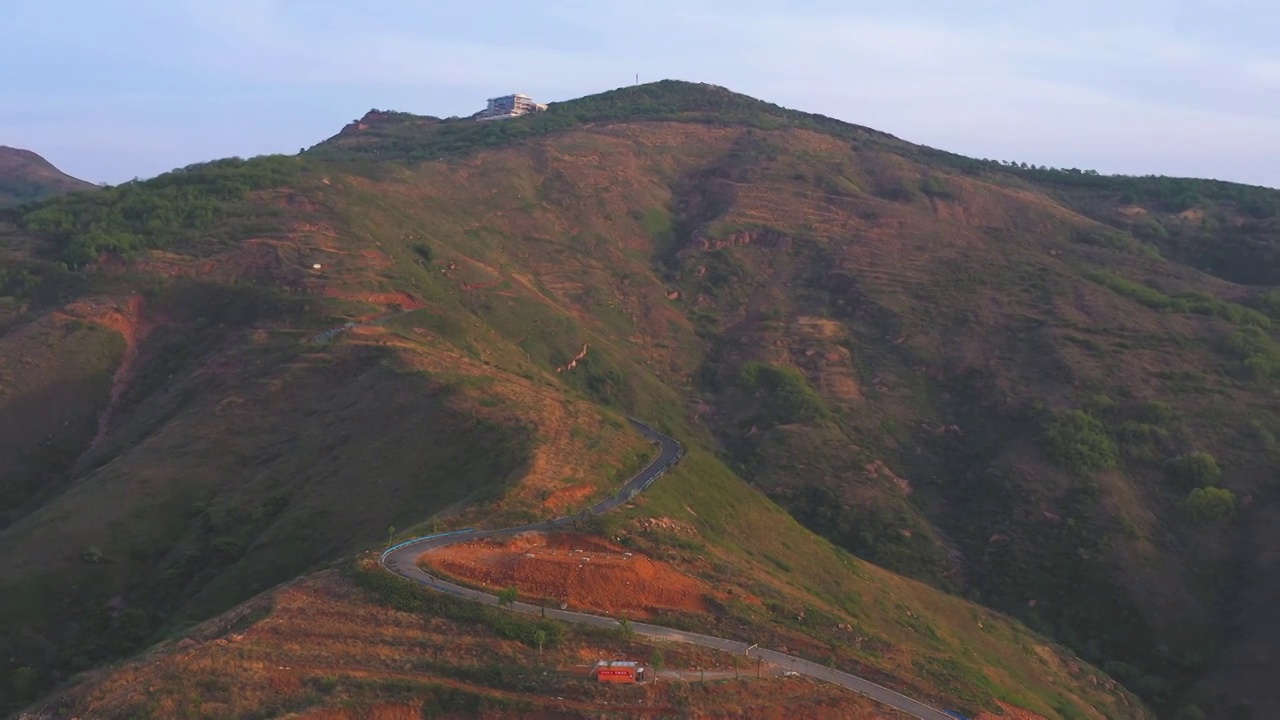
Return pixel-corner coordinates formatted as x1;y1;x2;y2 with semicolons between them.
380;419;955;720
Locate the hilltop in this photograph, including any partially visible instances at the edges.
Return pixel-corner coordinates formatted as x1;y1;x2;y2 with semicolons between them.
0;146;96;208
2;80;1278;719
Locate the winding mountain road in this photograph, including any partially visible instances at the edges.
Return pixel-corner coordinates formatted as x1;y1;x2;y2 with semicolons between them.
380;419;955;720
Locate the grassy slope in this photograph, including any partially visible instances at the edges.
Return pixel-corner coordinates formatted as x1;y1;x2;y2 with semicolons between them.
319;115;1275;711
626;451;1144;718
3;80;1277;716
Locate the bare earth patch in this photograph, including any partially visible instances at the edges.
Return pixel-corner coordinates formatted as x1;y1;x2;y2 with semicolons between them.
422;532;715;617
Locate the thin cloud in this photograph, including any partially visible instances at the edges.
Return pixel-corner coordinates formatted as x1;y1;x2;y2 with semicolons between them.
1246;60;1280;86
4;0;1278;186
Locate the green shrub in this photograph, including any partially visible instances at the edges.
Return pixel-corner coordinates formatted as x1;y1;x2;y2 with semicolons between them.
0;268;42;298
1130;217;1169;240
1185;487;1236;524
1175;704;1207;720
210;536;247;564
1086;271;1173;309
1115;421;1169;445
1073;228;1148;255
8;666;37;700
1175;292;1271;328
1166;452;1222;488
1136;400;1179;426
1086;272;1272;328
737;361;828;425
1043;410;1119;475
1244;353;1279;381
918;175;954;199
783;484;951;585
1225;328;1280;381
1115;421;1169;461
1101;659;1141;685
1134;674;1172;705
1264;289;1280;321
1083;394;1116;416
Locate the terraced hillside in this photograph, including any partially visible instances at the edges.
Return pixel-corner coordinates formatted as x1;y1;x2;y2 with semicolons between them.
2;81;1277;719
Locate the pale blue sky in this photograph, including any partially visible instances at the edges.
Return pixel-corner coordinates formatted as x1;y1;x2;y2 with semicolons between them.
3;0;1278;187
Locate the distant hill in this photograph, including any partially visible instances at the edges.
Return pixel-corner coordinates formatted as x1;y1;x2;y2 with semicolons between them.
0;146;96;207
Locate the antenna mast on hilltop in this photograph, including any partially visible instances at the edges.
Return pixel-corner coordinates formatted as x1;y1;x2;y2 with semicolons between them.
635;73;638;86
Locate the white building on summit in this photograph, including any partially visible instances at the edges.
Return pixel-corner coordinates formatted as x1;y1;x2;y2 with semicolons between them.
475;93;547;121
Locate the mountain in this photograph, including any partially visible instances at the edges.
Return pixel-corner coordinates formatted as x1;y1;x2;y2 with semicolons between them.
2;80;1277;719
0;146;96;208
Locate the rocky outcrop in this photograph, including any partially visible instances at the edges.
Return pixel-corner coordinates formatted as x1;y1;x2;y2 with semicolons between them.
556;343;589;373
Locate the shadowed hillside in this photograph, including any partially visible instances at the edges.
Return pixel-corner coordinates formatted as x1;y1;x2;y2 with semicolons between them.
3;80;1278;719
0;146;96;208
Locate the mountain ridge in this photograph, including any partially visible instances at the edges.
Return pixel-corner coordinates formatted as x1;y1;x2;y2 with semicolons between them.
0;146;96;208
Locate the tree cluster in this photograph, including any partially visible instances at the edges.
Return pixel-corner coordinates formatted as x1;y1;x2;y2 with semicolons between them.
15;155;302;268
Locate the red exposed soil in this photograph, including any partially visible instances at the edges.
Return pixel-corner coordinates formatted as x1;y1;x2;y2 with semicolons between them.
298;705;422;720
539;483;596;513
320;289;426;312
423;532;714;618
96;239;290;286
56;294;154;449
